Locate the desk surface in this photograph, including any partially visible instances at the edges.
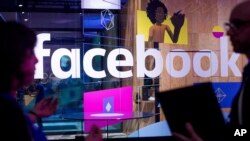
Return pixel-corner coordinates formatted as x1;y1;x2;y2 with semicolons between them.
61;112;158;121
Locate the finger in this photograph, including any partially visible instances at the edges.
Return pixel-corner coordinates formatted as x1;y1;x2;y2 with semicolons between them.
49;100;58;111
51;98;58;106
173;132;190;141
92;124;100;132
90;124;100;135
38;98;49;106
174;10;182;15
186;123;203;141
93;124;102;135
46;97;56;105
42;97;53;104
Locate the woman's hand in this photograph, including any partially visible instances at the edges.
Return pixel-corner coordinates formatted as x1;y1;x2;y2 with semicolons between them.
85;124;103;141
173;123;203;141
32;96;58;118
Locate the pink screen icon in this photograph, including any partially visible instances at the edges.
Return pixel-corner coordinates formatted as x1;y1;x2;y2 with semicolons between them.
83;86;133;132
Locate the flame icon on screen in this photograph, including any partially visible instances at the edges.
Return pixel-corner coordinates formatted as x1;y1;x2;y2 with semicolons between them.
103;96;114;113
106;102;112;112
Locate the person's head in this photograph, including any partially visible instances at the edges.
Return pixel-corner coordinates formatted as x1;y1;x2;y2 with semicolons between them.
226;1;250;57
146;0;168;24
0;21;37;93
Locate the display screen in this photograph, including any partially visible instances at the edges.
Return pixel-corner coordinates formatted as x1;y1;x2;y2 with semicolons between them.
81;0;121;9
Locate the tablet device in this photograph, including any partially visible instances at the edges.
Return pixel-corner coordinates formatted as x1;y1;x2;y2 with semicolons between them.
156;82;227;140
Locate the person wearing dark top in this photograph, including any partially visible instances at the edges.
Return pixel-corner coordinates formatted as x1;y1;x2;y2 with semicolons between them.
0;21;57;140
17;86;26;107
174;1;250;141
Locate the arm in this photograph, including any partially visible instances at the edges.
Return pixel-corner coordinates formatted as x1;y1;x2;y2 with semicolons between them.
148;26;154;48
148;25;154;42
165;25;175;42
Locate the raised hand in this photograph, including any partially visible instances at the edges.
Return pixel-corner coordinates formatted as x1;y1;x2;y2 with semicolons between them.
85;124;103;141
171;10;185;29
32;96;58;118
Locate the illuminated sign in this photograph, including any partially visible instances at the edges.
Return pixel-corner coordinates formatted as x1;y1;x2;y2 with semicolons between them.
83;86;132;132
34;33;241;79
81;0;121;9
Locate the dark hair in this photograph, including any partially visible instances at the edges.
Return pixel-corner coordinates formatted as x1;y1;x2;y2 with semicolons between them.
0;21;37;92
146;0;168;24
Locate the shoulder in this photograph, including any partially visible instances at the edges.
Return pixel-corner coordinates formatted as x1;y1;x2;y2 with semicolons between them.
162;24;171;30
0;93;19;108
149;25;155;30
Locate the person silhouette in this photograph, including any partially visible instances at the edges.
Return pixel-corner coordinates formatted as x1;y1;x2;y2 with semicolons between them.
0;21;57;141
174;1;250;141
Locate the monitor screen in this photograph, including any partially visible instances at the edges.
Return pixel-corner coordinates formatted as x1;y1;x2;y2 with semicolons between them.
81;0;121;9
